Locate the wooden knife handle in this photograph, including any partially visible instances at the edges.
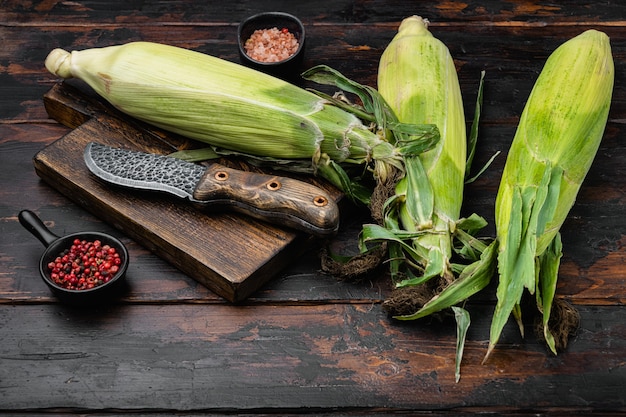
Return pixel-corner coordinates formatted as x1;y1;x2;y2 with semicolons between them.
192;162;340;236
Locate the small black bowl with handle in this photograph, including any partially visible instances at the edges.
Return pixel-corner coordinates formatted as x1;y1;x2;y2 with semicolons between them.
18;210;129;306
237;12;306;79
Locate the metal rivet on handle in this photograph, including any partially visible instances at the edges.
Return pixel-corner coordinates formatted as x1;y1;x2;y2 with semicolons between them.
267;181;281;191
313;196;328;207
215;171;229;181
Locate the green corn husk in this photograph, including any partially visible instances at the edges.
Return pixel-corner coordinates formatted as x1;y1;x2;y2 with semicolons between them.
44;41;404;200
371;16;495;380
486;29;614;360
378;17;466;278
375;16;492;296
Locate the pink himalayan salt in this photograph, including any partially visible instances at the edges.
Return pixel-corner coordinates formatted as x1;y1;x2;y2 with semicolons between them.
244;27;299;62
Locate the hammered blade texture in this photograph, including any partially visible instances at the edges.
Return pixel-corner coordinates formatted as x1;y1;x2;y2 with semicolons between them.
85;143;206;199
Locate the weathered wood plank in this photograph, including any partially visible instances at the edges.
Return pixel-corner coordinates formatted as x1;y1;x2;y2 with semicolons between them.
1;0;624;24
0;303;624;412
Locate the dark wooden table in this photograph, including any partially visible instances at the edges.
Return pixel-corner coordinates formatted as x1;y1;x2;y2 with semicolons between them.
1;1;625;415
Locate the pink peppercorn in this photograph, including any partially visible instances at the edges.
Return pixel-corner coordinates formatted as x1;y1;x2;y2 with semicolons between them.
47;239;121;290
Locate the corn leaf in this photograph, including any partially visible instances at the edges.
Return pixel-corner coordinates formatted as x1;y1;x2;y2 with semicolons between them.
168;147;219;161
537;232;563;354
395;241;496;321
359;224;429;256
394;248;444;287
488;163;562;356
456;213;489;235
536;166;564;241
315;158;373;205
490;187;533;353
402;156;434;228
302;64;394;127
389;122;440;155
465;71;485;178
453;228;490;262
303;64;441;155
452;306;471;383
465;150;501;185
304;88;378;123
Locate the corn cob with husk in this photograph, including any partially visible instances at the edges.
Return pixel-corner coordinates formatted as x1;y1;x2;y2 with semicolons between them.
44;41;407;202
367;16;495;381
373;16;493;305
485;29;614;361
376;16;467;282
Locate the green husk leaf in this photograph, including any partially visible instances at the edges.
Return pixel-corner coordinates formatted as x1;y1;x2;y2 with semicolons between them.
168;147;220;161
487;163;559;358
465;71;500;185
381;194;403;229
395;241;496;321
304;88;377;123
359;224;434;282
389;122;440;155
452;215;490;261
488;188;532;356
453;228;490;262
537;232;563;355
402;156;434;228
456;213;489;235
465;150;501;184
305;88;441;151
303;64;441;151
387;240;406;281
536;166;564;243
359;223;430;258
315;158;373;205
302;64;392;125
452;306;471;383
465;70;485;178
395;247;444;288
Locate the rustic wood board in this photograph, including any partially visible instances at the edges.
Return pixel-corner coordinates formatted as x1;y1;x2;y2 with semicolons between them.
34;82;340;303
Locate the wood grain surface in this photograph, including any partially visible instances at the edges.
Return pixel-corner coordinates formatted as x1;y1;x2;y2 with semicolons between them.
1;1;625;415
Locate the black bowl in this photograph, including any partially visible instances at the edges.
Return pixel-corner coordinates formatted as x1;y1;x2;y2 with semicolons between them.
237;12;306;78
19;210;129;306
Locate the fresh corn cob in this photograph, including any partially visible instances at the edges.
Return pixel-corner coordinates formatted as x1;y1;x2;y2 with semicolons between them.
486;29;614;359
44;42;401;194
377;16;467;283
374;15;494;382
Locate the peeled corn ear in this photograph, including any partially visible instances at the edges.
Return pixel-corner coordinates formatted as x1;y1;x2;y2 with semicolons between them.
45;42;400;192
487;29;614;359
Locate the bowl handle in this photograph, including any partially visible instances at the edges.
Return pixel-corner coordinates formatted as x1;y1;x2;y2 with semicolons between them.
18;210;60;248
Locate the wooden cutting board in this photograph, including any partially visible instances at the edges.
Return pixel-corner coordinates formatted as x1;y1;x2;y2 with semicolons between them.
35;82;341;302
